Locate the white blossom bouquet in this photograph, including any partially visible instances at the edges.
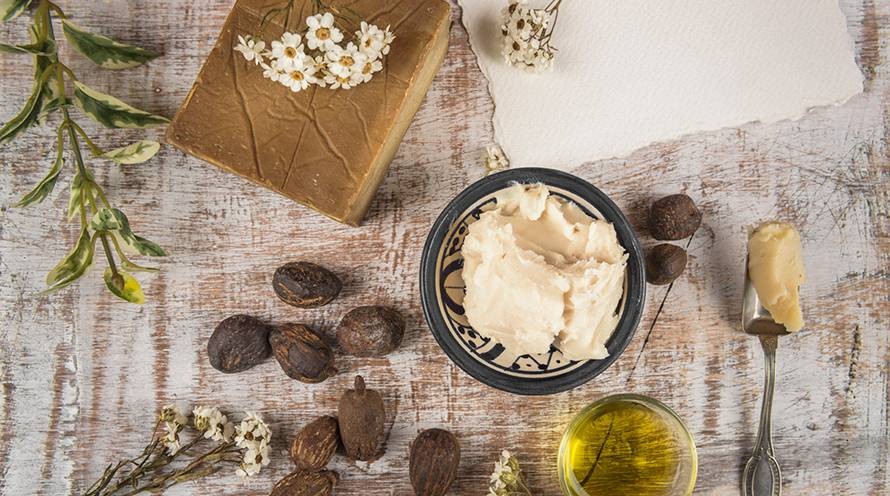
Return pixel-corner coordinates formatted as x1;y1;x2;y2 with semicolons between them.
83;405;272;495
489;450;533;496
235;1;394;92
500;0;562;73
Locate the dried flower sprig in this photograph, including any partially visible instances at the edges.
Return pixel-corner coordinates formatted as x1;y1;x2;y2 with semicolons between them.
83;405;272;496
235;3;394;92
1;0;168;303
489;450;533;496
500;0;563;73
482;145;509;176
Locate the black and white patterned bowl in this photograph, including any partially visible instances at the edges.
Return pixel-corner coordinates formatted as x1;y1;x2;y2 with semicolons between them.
420;168;646;395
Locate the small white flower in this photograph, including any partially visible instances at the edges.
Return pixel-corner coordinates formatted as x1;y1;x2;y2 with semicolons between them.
234;35;266;65
234;412;271;451
325;73;357;90
325;42;366;78
261;59;287;82
356;58;383;83
483;145;509;175
357;21;389;59
159;403;188;427
271;32;307;69
236;444;270;478
306;13;343;51
161;425;181;454
280;65;315;92
193;406;234;442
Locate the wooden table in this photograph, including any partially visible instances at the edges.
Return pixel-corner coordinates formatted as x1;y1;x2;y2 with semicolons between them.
1;1;887;494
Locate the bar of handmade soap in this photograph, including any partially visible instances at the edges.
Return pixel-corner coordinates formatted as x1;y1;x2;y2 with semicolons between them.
167;0;451;225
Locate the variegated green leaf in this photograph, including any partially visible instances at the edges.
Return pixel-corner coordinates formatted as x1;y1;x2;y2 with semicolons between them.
62;20;159;70
90;208;124;232
101;140;160;164
15;142;64;207
67;170;91;220
0;76;44;146
44;228;94;292
73;80;169;129
0;39;53;55
99;208;166;257
1;0;32;22
103;268;145;304
120;259;159;273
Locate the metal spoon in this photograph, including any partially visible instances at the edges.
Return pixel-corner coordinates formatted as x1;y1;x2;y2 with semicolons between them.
741;261;790;496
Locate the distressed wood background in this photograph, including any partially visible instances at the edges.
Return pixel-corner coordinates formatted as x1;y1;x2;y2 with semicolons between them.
1;1;887;495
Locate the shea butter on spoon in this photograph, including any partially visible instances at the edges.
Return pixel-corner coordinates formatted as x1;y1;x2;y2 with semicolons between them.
747;222;806;332
461;183;627;361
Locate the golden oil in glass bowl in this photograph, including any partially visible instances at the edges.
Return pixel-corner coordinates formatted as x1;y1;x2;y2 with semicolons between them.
558;394;697;496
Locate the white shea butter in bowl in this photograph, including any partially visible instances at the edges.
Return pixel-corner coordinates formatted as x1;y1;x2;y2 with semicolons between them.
461;183;628;361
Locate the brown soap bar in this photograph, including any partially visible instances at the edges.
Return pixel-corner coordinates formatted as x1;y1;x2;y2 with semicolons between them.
167;0;451;226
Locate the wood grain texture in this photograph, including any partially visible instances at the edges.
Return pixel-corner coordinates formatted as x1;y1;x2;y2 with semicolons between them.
1;1;887;495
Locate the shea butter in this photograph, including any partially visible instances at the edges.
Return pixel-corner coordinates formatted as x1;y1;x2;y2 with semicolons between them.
461;184;627;361
748;222;806;332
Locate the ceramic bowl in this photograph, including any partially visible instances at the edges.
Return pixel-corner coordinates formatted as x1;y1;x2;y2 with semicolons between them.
420;168;646;395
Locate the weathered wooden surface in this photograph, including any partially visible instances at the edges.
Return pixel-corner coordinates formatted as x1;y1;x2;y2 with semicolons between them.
0;1;887;495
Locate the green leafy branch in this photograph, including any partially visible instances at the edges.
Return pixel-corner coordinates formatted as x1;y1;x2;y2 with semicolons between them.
1;0;168;303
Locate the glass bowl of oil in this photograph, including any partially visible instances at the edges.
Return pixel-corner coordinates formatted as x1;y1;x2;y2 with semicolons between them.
558;394;697;496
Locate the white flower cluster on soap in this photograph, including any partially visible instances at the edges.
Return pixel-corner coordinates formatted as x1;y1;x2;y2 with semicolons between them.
235;13;394;91
500;0;559;73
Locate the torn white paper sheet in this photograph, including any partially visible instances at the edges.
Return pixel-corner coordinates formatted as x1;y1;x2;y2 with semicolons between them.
459;0;864;170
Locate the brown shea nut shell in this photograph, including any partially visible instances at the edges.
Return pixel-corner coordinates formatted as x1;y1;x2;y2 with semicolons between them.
646;243;688;285
336;306;405;357
649;194;702;240
409;429;461;496
290;416;339;471
273;262;342;308
338;375;386;461
270;324;337;383
207;314;272;373
269;469;338;496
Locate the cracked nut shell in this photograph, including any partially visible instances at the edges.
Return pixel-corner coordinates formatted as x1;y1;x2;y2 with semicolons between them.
207;314;272;373
649;194;702;240
269;470;338;496
290;416;339;471
273;262;342;308
336;306;405;357
645;243;688;285
337;375;386;461
409;429;461;496
270;323;337;383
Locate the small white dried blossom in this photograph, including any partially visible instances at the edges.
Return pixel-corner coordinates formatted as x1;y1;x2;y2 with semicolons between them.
357;21;392;59
325;42;366;78
158;404;188;454
488;450;532;496
500;0;559;73
483;145;509;175
236;443;271;478
234;412;271;451
193;406;234;443
281;65;316;92
306;13;343;51
234;35;266;65
159;403;188;426
271;32;307;69
262;59;287;82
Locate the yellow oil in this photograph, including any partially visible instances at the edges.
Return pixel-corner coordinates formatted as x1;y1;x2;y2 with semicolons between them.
559;396;696;496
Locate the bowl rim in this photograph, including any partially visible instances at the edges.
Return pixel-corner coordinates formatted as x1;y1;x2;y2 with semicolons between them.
420;168;646;395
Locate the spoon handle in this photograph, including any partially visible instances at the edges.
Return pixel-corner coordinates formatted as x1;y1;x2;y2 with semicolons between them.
743;335;782;496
